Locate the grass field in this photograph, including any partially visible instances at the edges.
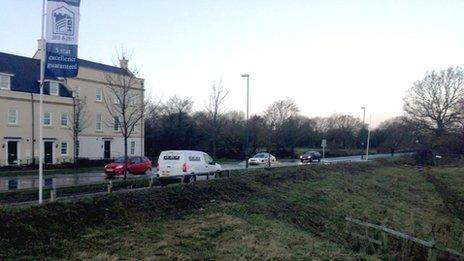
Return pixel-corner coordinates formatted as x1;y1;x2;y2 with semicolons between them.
1;159;463;259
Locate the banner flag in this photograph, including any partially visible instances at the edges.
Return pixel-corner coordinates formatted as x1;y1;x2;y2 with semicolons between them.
45;0;80;77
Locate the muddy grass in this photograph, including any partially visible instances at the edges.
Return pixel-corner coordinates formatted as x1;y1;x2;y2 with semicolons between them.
1;161;464;259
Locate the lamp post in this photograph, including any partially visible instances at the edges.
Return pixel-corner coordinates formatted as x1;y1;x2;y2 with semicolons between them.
361;106;366;160
241;74;250;168
38;0;46;204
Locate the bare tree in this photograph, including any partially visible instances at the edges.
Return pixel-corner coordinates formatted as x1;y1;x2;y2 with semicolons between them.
375;116;418;151
104;55;146;180
205;80;229;158
404;67;464;136
162;95;193;115
263;99;300;155
68;96;90;166
263;98;300;127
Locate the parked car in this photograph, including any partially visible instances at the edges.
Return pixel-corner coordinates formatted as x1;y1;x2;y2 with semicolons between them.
300;151;322;163
157;150;222;183
104;156;153;177
248;152;276;165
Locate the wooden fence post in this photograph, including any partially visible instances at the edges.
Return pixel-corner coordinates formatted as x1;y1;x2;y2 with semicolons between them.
381;230;388;250
427;239;437;261
107;180;113;193
50;189;57;202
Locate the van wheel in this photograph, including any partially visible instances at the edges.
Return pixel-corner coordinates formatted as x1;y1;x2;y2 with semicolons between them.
159;179;168;187
184;174;195;184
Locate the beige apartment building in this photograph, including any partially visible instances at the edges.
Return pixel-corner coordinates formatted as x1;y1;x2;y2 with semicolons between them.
0;42;145;166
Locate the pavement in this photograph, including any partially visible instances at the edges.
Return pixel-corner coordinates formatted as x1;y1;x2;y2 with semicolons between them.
0;153;409;192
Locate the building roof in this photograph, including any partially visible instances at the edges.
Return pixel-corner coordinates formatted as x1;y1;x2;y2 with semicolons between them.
0;51;131;97
79;59;131;76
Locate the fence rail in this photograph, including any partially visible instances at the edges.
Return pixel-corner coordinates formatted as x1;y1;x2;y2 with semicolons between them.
345;216;464;260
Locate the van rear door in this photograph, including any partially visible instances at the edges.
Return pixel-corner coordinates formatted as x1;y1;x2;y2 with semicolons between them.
159;151;183;177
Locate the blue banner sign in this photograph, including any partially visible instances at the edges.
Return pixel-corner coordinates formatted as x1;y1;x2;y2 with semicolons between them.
45;0;80;77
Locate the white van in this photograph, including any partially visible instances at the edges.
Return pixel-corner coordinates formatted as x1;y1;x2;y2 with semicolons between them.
157;150;222;182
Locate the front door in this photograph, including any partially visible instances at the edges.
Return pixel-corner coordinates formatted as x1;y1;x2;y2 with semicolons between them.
7;141;18;165
44;142;53;164
104;141;111;159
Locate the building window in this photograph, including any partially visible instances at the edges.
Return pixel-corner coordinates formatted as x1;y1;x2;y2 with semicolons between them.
8;108;18;125
129;94;139;106
50;82;59;96
130;141;136;155
61;113;68;127
114;93;120;104
95;114;102;131
113;116;120;131
0;74;11;90
61;142;68;155
73;86;80;98
43;112;52;126
96;88;102;102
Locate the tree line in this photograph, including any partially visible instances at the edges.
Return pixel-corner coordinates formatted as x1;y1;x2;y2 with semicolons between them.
141;67;464;160
144;83;427;159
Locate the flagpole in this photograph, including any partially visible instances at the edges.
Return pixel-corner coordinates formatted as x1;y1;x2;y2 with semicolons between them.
39;0;46;204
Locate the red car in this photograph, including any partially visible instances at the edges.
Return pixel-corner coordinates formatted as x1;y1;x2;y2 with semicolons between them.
104;156;152;177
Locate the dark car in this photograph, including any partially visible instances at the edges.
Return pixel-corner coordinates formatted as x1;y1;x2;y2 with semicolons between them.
300;151;322;163
104;156;152;177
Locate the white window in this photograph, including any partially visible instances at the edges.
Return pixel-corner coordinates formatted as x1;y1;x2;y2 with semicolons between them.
61;113;68;127
60;142;68;155
129;95;139;106
43;112;52;126
95;114;102;131
8;108;18;125
130;141;136;155
0;74;11;90
96;88;102;102
113;116;120;131
73;86;80;98
50;82;59;96
114;93;120;104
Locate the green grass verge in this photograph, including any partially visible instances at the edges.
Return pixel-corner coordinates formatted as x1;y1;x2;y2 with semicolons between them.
1;161;463;259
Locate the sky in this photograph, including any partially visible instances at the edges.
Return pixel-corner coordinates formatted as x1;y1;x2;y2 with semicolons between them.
2;0;464;126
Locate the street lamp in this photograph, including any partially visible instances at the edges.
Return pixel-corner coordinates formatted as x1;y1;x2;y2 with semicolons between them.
361;107;366;160
241;74;250;168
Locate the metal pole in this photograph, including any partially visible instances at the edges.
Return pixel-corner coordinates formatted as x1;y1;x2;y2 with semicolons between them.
246;76;249;169
38;0;46;204
242;74;250;169
361;107;366;160
366;114;371;160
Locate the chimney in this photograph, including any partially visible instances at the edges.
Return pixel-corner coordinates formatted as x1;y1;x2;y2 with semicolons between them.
119;57;129;70
34;39;46;59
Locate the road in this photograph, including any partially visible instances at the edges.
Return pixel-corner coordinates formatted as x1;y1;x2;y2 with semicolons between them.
0;153;407;192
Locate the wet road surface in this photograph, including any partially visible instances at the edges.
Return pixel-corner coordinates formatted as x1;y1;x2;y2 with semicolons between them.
0;153;408;192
